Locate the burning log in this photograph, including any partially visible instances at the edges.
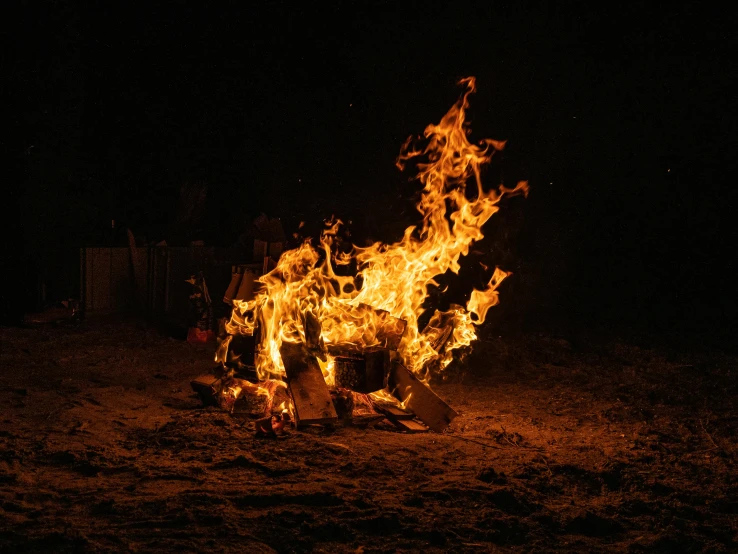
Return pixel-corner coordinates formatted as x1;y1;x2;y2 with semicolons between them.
269;382;292;415
208;79;525;435
262;256;277;274
324;306;406;357
227;334;258;373
191;372;288;419
216;377;270;415
388;362;458;433
330;388;355;420
229;379;270;417
347;392;386;426
372;401;415;421
369;395;428;433
430;323;454;353
232;392;269;416
304;311;326;361
376;318;406;351
255;412;291;437
216;317;259;380
359;304;407;350
280;342;337;426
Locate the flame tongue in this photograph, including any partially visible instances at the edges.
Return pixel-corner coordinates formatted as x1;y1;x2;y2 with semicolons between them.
220;77;528;380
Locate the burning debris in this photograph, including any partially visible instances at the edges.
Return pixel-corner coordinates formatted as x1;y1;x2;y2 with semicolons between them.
193;77;528;434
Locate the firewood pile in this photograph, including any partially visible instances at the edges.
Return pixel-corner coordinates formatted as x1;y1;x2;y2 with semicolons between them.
188;79;527;438
191;308;457;436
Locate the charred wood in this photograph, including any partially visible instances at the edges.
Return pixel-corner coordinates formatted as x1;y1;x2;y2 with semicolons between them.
364;348;390;392
430;324;454;353
388;362;458;432
348;392;385;426
190;373;222;406
330;388;355;420
231;386;270;417
304;311;326;361
391;418;429;433
372;401;415;421
280;342;337;426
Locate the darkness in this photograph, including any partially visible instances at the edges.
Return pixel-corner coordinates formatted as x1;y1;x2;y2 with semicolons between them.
5;1;735;338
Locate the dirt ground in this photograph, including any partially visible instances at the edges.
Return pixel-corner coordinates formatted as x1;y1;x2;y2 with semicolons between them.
1;318;736;553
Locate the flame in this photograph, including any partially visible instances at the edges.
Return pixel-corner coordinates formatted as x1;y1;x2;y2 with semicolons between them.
217;77;527;381
317;356;336;387
217;377;289;414
369;388;413;411
466;266;510;325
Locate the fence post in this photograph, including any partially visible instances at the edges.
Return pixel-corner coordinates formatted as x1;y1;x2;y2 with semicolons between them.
164;249;170;314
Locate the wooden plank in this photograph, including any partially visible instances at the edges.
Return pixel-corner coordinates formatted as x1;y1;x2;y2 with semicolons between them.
280;342;337;426
191;373;221;406
364;348;390;392
391;419;429;433
253;239;268;262
110;248;130;311
325;343;362;357
373;402;415;420
388;362;458;433
133;247;149;309
234;269;258;301
223;268;242;305
262;256;277;274
91;247;112;312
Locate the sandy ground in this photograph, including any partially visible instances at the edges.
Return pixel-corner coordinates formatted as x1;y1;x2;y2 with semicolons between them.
1;318;736;553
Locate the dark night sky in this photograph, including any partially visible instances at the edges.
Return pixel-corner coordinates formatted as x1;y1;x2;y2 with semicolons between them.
5;2;736;334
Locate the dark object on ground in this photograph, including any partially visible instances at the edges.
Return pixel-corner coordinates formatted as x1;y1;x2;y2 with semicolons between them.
390;418;429;433
330;388;355;420
388;361;458;432
190;373;221;406
22;300;79;325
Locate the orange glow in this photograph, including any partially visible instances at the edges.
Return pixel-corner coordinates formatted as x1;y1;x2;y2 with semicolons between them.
216;77;527;383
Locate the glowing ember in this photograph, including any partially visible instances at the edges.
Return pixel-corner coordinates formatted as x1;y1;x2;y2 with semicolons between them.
217;77;528;385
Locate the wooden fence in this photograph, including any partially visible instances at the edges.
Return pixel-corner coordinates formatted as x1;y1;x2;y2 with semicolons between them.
80;247;260;322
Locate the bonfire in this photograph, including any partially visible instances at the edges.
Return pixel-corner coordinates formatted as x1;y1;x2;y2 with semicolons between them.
193;77;528;434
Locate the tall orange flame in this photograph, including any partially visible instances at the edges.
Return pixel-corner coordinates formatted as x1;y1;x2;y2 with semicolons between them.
218;77;528;382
